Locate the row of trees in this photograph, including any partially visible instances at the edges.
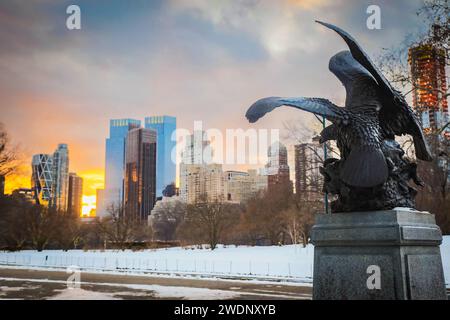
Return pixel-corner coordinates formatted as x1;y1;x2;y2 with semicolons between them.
0;186;318;251
0;195;82;251
0;194;155;251
149;184;318;250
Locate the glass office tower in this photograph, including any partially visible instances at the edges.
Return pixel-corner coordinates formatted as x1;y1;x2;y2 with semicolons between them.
144;116;176;197
124;127;157;222
102;119;141;216
31;154;53;206
52;143;69;211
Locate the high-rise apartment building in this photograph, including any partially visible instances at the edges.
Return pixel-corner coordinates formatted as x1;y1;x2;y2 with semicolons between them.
182;163;224;204
123;127;157;222
144;116;176;198
247;169;268;195
409;44;448;136
102;119;141;216
181;131;213;165
68;172;83;216
224;171;249;203
31;154;53;206
179;131;213;201
262;142;293;192
52;144;69;211
224;169;267;203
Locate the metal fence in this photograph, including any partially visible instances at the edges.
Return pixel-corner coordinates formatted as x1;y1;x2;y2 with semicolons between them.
0;251;313;283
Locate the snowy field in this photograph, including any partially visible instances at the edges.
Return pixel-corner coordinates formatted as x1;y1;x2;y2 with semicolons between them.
0;236;449;286
0;244;315;284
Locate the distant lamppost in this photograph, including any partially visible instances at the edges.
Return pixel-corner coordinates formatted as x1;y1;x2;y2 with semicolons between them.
315;115;329;214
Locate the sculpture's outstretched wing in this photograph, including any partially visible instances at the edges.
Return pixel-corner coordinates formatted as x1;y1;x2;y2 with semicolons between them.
316;21;394;96
317;20;433;161
329;51;381;112
246;97;344;123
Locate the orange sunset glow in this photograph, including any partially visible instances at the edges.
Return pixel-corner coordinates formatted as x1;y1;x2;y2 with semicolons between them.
78;169;104;217
5;168;104;217
4;170;31;195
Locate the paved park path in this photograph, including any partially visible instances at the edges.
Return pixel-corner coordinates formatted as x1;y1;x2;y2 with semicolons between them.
0;267;312;300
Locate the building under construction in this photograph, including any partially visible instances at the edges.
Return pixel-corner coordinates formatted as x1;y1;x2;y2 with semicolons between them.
408;44;448;137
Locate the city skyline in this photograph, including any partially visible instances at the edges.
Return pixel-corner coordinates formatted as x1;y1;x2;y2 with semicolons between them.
1;0;431;213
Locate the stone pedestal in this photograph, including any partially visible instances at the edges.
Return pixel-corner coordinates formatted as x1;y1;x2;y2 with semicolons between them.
311;209;447;300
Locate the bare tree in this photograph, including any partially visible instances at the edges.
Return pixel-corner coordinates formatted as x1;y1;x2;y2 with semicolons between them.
26;205;58;251
55;212;82;251
418;0;450;38
240;183;292;245
281;200;317;247
96;203;150;250
179;195;236;250
236;192;265;245
0;123;19;177
0;193;31;250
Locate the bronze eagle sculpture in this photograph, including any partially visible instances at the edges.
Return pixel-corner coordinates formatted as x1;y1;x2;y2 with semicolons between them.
245;21;432;212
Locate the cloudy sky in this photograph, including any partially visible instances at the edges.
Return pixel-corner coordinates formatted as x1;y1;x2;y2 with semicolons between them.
1;0;426;198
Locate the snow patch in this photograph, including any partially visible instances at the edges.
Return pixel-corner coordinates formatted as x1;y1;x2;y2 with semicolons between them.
48;288;121;300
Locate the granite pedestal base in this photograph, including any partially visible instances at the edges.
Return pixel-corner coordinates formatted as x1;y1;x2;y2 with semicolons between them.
310;209;447;300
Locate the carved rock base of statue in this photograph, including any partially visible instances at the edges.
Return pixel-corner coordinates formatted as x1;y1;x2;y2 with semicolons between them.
321;140;422;213
310;209;447;300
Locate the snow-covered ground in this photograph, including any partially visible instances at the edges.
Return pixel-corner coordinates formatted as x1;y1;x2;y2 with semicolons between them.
47;286;241;300
440;236;450;285
0;244;314;283
0;236;449;286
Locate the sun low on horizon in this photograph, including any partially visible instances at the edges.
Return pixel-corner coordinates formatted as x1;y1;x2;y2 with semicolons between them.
4;168;104;217
79;169;104;217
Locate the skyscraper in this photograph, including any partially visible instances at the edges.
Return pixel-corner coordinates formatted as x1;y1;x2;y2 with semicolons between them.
144;116;176;198
52;144;69;211
103;119;141;215
124;127;157;222
409;44;448;136
31;154;53;206
68;172;83;216
263;142;293;193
